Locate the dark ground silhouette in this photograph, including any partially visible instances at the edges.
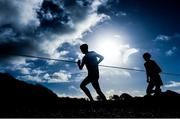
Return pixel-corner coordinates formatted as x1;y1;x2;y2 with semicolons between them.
0;72;180;118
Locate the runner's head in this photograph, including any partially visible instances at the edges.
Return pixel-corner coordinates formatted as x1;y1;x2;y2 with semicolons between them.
80;44;88;54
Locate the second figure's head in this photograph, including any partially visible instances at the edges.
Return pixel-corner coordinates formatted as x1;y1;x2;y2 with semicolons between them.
143;52;151;61
80;44;88;54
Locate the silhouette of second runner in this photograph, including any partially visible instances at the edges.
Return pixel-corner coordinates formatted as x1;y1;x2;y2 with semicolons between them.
143;52;163;95
77;44;107;101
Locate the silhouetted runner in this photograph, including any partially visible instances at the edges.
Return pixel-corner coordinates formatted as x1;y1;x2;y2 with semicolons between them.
143;52;163;95
77;44;107;101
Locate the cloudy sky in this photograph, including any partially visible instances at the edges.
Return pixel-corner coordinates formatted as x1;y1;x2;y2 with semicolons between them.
0;0;180;98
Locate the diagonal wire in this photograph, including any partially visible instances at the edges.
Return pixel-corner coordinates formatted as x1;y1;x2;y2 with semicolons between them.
7;53;180;77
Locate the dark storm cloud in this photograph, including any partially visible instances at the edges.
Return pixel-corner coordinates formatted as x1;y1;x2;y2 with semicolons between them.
0;26;37;63
37;0;94;34
0;0;41;62
34;0;109;59
37;0;69;33
0;0;40;29
0;25;36;62
0;0;106;64
62;0;93;23
0;40;35;58
0;0;23;28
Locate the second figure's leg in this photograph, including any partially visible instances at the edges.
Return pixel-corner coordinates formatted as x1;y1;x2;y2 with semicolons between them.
146;83;154;96
155;85;161;95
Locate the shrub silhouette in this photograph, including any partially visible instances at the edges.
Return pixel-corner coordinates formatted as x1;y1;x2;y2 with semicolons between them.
109;95;120;100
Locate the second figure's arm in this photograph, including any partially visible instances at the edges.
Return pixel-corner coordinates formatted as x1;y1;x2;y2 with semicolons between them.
144;64;150;83
146;73;150;83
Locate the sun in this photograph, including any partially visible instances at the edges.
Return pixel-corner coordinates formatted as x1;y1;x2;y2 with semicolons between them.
90;32;138;66
92;36;125;66
96;40;121;65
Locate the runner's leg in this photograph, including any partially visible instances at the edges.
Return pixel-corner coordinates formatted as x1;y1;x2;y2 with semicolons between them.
92;80;107;101
80;77;94;101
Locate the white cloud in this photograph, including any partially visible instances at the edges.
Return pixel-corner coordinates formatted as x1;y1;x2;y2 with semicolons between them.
43;73;51;80
68;85;79;92
5;59;33;75
0;0;42;29
40;13;109;58
31;69;46;75
154;35;170;41
56;93;83;98
100;68;132;79
154;34;180;42
0;0;110;66
127;90;145;97
16;68;46;82
123;48;139;64
115;11;127;17
0;0;43;67
165;46;177;56
25;70;72;83
17;68;72;83
39;0;110;64
17;0;42;27
105;89;116;98
10;57;28;66
51;70;71;82
164;81;180;88
56;93;71;98
105;89;145;99
18;67;31;74
17;74;42;82
45;49;70;65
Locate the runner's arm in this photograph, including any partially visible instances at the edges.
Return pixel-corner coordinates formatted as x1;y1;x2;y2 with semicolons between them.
96;53;104;64
77;59;85;70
